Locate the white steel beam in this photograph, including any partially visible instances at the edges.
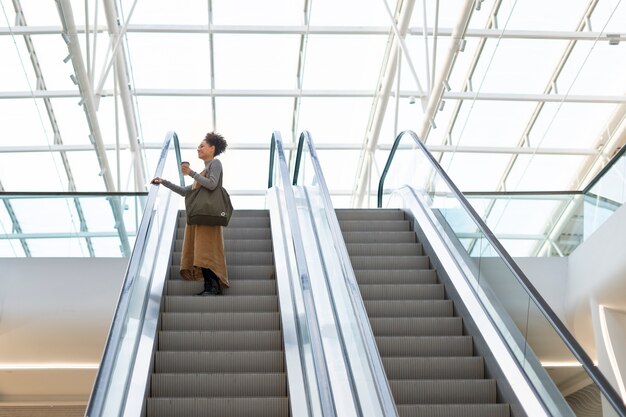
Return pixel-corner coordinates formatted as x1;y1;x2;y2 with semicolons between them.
2;25;624;41
101;0;146;191
56;0;130;256
3;89;626;103
0;143;600;156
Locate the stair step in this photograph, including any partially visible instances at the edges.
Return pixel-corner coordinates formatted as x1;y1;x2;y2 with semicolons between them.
161;312;280;331
171;251;274;266
169;265;275;281
389;379;497;404
155;351;284;373
158;330;282;351
336;209;405;221
370;317;462;336
167;280;276;296
180;209;269;219
365;300;454;317
376;336;473;357
359;284;444;300
382;357;484;379
351;256;429;270
355;270;437;285
177;227;271;240
146;397;288;417
346;243;423;256
339;220;411;232
396;404;510;417
151;373;286;397
175;239;272;252
342;231;416;244
165;295;278;313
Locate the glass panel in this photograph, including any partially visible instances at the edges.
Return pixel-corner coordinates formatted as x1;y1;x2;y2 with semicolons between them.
309;0;389;26
126;34;211;89
499;0;589;31
302;35;386;90
213;34;300;90
298;98;371;142
0;194;143;257
505;154;587;191
213;0;302;25
0;99;54;147
30;35;78;91
122;0;208;25
214;97;293;141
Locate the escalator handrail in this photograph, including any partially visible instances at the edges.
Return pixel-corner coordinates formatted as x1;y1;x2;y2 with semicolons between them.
269;131;337;417
377;130;626;416
86;131;183;417
293;131;399;417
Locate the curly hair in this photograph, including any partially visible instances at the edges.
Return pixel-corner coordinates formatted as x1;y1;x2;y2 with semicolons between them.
203;132;228;156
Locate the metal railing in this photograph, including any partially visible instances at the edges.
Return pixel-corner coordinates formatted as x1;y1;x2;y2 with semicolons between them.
85;131;183;417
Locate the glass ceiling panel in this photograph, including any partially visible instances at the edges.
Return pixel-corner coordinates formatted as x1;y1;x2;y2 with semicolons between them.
214;97;293;142
121;0;208;25
216;150;273;192
497;0;589;31
29;34;78;90
213;34;300;89
0;98;54;146
505;154;587;191
309;0;389;26
557;41;626;96
7;0;59;26
66;152;107;192
135;97;214;144
212;0;302;25
0;239;25;258
378;99;426;145
471;39;568;94
316;149;361;191
297;98;371;142
50;97;92;145
439;153;511;190
0;36;37;90
590;0;626;32
529;102;616;149
126;34;211;89
446;37;481;92
450;100;536;147
302;35;387;90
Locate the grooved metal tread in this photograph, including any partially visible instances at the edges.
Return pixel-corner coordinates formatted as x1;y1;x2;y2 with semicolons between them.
146;397;288;417
338;209;509;416
148;210;287;417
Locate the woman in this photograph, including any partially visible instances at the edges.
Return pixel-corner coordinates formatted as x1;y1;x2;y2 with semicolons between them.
151;132;229;295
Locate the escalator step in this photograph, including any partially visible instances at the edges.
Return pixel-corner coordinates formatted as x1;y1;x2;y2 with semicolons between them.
376;336;473;357
171;251;274;266
169;265;275;281
389;379;497;404
339;220;411;232
359;284;444;300
161;312;280;331
342;231;417;244
346;242;423;256
166;280;276;296
370;317;462;336
165;295;278;313
155;351;284;373
396;404;510;417
151;373;286;397
382;357;484;379
351;256;430;270
365;300;453;317
146;397;288;417
158;330;282;351
355;269;438;285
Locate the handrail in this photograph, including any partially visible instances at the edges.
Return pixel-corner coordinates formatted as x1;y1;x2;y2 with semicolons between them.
85;131;183;417
293;131;398;417
378;130;626;416
269;131;337;417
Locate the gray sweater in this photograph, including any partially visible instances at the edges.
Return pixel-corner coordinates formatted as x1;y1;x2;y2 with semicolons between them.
161;159;222;196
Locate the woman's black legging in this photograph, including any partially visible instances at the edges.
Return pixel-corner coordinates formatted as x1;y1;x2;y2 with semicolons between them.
201;267;218;290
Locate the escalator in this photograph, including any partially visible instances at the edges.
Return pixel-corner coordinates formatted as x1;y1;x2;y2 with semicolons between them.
146;209;288;417
337;208;509;417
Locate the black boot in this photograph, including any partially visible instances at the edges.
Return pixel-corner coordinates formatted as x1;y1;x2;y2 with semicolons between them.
196;268;215;296
209;276;222;295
